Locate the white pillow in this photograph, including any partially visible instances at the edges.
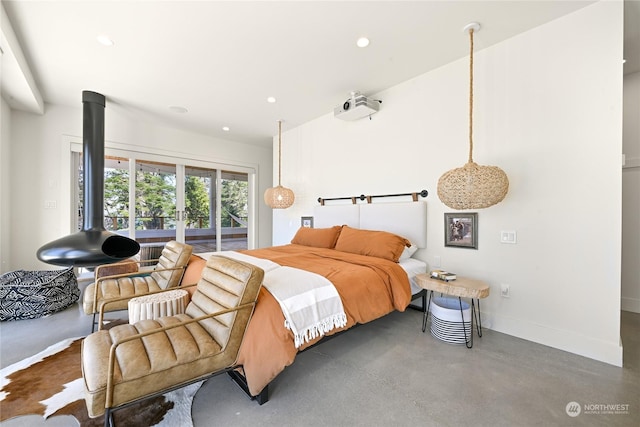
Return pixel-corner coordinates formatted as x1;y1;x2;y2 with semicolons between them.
399;243;418;261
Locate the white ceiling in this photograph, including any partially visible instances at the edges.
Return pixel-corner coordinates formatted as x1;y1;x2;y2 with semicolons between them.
1;1;636;147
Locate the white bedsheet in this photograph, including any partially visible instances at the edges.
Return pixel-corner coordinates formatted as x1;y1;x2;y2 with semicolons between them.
399;257;427;295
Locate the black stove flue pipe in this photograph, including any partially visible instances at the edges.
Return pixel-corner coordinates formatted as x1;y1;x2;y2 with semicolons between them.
37;91;140;267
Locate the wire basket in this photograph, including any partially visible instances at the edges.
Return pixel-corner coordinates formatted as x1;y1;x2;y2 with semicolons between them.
430;296;472;345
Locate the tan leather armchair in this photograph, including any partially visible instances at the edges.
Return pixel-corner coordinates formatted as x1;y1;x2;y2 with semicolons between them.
81;255;264;426
83;240;193;331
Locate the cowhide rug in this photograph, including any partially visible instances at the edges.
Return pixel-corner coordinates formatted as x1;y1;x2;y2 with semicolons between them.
0;337;202;426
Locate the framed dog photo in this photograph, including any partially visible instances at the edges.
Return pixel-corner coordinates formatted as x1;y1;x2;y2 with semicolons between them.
301;216;314;228
444;212;478;249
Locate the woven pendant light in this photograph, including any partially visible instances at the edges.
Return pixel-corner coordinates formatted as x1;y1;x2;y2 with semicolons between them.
437;23;509;210
264;120;295;209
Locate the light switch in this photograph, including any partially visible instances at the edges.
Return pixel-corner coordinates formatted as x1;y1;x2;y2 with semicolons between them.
500;230;517;244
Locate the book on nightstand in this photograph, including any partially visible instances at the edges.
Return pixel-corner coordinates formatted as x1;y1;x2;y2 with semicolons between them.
430;269;457;281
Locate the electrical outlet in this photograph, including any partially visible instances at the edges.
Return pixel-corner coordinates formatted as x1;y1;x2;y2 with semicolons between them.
500;284;510;298
433;256;441;268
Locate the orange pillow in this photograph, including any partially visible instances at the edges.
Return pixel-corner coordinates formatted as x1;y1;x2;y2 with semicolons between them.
180;254;207;296
334;225;411;262
291;225;343;248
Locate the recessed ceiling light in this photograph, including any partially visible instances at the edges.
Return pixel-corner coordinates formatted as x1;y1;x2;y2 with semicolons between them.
356;37;370;48
222;126;230;132
267;96;276;103
96;35;114;46
168;105;188;114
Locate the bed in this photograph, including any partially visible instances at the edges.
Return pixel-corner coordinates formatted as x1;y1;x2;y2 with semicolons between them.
185;201;428;403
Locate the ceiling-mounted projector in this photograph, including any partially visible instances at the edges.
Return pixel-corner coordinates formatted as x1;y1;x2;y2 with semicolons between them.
334;91;380;121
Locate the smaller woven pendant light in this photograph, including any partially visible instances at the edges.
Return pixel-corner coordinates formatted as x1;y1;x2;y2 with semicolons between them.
264;120;295;209
437;23;509;210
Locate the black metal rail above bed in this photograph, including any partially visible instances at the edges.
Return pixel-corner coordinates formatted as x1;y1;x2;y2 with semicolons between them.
318;189;428;205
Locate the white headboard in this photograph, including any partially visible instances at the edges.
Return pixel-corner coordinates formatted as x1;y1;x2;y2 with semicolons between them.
313;201;427;248
313;205;360;229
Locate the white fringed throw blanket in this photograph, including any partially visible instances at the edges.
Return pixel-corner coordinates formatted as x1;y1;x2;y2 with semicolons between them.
202;251;347;348
263;266;347;348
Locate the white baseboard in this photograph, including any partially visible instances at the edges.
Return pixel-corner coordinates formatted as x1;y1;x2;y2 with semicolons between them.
621;297;640;313
481;311;623;367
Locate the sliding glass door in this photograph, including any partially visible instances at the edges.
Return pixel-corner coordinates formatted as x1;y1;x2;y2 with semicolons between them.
104;156;132;235
183;167;249;252
220;170;248;251
184;165;216;252
134;160;177;259
73;148;252;257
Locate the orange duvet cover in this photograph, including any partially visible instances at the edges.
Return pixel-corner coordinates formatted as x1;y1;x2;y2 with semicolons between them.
192;244;412;397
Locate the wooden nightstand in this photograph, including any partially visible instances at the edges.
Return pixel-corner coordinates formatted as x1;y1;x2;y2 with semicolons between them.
415;273;490;348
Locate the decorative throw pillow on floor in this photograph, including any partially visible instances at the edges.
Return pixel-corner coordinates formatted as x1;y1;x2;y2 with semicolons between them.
0;267;79;321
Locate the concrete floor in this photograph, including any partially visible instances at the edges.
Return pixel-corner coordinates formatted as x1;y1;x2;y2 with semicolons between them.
1;293;638;427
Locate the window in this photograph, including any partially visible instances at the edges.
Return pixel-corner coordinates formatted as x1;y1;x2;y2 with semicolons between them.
73;149;253;253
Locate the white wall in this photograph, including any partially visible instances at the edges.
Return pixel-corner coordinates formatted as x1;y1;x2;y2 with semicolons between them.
8;102;273;271
270;1;624;366
622;71;640;313
0;97;11;274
